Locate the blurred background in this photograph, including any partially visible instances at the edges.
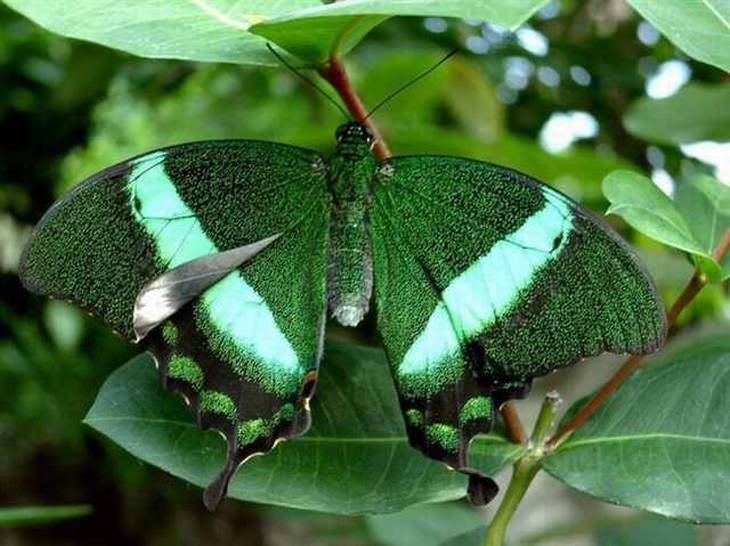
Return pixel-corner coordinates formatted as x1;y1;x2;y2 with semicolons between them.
1;0;728;544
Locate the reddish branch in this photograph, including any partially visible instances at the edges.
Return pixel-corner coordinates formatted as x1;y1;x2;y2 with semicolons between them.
318;56;391;161
500;402;528;444
549;228;730;447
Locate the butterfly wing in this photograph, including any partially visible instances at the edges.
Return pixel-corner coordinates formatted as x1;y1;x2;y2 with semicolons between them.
371;156;666;501
20;141;330;508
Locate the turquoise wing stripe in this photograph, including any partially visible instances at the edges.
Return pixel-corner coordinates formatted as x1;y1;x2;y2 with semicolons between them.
128;152;301;389
129;154;217;266
399;190;573;385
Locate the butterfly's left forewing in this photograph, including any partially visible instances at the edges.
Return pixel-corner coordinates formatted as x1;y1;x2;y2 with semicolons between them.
371;156;666;502
20;141;330;508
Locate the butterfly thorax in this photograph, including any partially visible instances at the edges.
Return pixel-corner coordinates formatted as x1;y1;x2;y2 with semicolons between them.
325;122;376;326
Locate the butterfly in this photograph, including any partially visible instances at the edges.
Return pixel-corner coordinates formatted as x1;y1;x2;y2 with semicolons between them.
19;121;667;510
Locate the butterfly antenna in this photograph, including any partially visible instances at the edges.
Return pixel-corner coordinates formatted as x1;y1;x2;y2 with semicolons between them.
266;43;349;119
365;48;459;120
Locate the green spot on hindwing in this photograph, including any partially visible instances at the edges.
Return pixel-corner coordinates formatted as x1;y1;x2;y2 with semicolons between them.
459;396;493;425
167;355;203;391
237;418;268;445
425;423;460;453
405;408;424;427
199;390;237;422
275;403;295;423
234;404;295;447
162;322;179;345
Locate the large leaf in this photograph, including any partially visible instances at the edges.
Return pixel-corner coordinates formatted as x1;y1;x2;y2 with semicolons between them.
624;84;730;145
365;501;484;546
252;14;387;64
2;0;547;65
626;0;730;71
1;0;315;65
594;515;698;546
604;170;730;281
543;334;730;523
85;341;523;514
443;528;483;546
251;0;548;62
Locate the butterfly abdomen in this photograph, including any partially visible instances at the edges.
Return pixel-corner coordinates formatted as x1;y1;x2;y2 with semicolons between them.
326;149;376;327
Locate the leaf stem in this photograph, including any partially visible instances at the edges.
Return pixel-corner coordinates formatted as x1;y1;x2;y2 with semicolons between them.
548;228;730;447
484;394;560;546
318;55;391;161
483;456;541;546
531;391;561;446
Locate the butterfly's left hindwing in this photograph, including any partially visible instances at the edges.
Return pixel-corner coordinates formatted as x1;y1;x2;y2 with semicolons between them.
371;156;666;501
20;141;330;508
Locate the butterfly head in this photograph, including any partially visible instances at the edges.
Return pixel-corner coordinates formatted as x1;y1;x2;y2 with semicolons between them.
335;122;374;154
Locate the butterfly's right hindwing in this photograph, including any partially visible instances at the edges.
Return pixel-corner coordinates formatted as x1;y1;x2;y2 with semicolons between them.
20;141;330;508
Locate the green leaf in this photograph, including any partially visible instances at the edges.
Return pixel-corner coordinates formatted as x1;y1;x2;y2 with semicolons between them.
594;515;698;546
603;170;730;282
85;341;523;514
543;334;730;523
250;14;388;62
252;0;548;62
675;175;730;281
1;0;308;65
3;0;548;65
626;0;730;71
365;501;484;546
442;528;483;546
281;0;549;23
0;505;92;527
624;84;730;145
602;170;704;255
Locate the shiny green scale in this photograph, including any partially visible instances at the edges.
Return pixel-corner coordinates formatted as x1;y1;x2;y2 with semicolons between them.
425;424;460;453
20;121;666;511
199;390;237;421
167;354;203;390
162;322;179;345
405;409;424;427
237;403;296;446
460;397;493;425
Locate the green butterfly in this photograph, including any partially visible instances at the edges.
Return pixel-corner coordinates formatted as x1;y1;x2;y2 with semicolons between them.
19;122;666;510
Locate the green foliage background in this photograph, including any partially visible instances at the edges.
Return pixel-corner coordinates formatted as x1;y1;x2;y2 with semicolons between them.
1;1;728;544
